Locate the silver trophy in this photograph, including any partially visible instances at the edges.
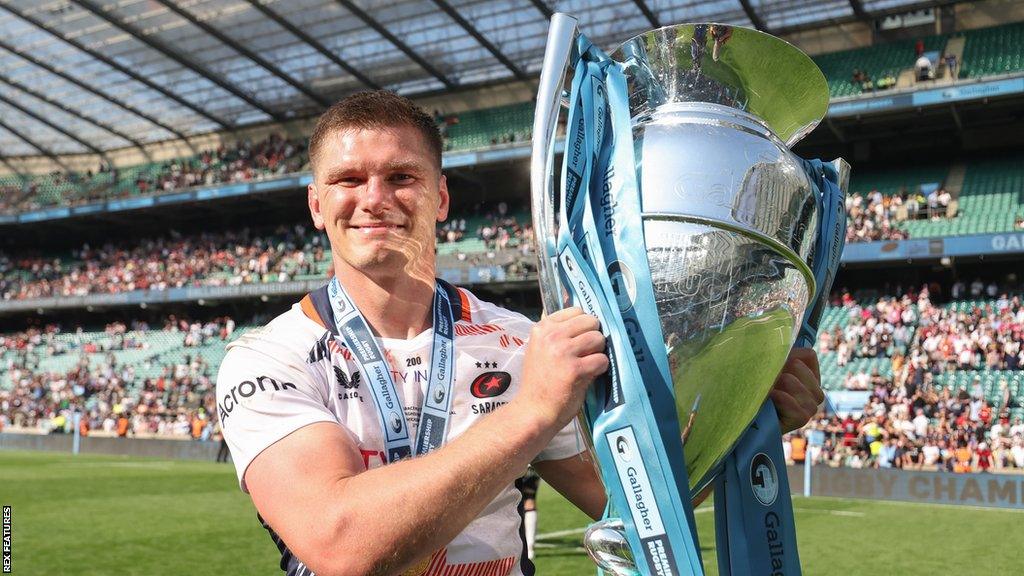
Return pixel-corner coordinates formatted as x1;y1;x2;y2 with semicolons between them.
531;15;849;574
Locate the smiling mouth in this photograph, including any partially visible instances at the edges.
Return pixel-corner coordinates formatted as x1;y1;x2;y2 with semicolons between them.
351;223;404;234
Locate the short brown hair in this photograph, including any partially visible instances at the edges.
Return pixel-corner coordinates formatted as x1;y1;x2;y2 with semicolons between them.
308;90;443;174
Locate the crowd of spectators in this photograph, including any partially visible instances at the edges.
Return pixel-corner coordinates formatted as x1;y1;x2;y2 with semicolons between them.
0;204;544;302
798;282;1024;472
850;68;896;92
0;224;328;300
0;316;238;440
3;134;307;215
134;134;306;197
436;201;537;280
790;393;1024;473
845;186;953;243
435;201;533;251
820;283;1024;379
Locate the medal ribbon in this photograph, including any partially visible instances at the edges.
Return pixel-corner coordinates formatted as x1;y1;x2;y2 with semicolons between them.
327;277;456;463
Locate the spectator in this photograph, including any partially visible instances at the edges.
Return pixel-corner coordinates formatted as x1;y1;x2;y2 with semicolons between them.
0;316;233;440
916;53;932;81
805;283;1024;470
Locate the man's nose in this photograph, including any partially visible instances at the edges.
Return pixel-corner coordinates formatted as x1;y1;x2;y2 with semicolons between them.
361;177;390;213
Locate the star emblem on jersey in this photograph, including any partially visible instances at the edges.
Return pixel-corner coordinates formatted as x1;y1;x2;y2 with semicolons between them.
474;361;498;369
470;371;512;398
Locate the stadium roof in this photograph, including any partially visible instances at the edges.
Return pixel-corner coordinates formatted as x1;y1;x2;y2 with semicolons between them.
0;0;963;158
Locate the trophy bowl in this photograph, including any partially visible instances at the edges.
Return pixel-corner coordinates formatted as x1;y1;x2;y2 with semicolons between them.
609;23;829;494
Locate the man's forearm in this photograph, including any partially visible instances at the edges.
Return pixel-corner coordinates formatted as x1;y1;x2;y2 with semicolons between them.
327;402;559;575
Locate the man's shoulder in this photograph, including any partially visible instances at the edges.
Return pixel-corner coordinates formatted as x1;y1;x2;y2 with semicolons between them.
455;286;535;335
222;303;327;366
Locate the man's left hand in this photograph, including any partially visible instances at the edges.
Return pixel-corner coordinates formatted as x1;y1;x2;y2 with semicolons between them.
770;348;824;433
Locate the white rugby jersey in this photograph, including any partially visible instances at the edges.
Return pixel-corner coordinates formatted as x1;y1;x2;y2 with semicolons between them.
217;280;585;576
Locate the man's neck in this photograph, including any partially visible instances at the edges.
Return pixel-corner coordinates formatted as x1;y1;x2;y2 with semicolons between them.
333;261;437;340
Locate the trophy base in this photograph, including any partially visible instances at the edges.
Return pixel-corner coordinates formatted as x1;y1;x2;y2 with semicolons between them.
584;518;638;576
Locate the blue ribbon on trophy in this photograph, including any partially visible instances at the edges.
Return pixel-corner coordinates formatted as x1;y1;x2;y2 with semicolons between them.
556;33;702;575
530;14;850;576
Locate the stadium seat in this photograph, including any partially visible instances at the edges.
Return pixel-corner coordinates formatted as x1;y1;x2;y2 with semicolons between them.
959;22;1024;79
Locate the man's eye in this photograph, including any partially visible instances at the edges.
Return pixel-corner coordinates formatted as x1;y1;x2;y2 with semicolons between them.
392;174;414;183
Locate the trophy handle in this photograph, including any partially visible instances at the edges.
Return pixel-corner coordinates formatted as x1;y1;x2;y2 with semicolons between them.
531;12;578;315
832;158;851;196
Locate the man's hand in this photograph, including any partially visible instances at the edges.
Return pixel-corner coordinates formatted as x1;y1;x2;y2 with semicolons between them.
517;307;609;430
770;348;824;433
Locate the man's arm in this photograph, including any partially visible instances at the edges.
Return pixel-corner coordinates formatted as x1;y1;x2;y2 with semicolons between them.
534;449;606;520
243;308;608;576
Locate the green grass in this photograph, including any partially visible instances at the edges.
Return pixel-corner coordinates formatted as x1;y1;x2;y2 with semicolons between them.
3;450;1024;575
533;479;1024;575
1;450;279;575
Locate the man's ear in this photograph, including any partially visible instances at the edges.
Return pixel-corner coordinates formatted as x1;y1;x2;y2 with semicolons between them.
437;173;450;222
308;183;325;230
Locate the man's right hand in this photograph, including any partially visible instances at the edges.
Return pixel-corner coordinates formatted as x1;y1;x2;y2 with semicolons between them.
517;307;609;429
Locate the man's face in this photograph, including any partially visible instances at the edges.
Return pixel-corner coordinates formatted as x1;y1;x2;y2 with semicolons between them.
308;125;448;277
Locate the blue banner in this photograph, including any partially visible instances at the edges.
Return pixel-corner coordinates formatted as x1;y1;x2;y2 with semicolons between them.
829;74;1024;118
156;191;195;204
197;183;249;199
107;197;154;211
842;231;1024;263
19;208;69;222
71;204;105;215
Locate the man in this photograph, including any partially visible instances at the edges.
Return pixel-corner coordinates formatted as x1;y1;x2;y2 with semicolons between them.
916;53;932;81
790;431;807;465
217;91;823;576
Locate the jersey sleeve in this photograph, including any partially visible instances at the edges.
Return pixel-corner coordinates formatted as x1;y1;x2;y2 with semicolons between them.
534;416;587;462
216;339;339;492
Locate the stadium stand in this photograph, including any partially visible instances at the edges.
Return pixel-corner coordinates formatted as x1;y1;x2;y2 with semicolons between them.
439;102;534;151
0;201;535;301
803;283;1024;472
813;34;949;97
0;134;309;214
1;0;1022;504
958;21;1024;79
844;153;1024;242
1;316;244;440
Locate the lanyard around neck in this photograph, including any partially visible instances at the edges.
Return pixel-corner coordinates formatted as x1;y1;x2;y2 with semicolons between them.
326;277;456;463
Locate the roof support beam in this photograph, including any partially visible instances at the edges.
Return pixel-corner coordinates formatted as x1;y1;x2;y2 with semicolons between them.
335;0;456;89
0;38;190;145
632;0;660;28
242;0;380;92
152;0;332;108
0;92;106;156
774;0;958;36
0;156;27;180
848;0;871;22
737;0;769;32
0;75;148;154
0;3;230;129
430;0;527;80
71;0;284;122
528;0;554;20
0;118;71;171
